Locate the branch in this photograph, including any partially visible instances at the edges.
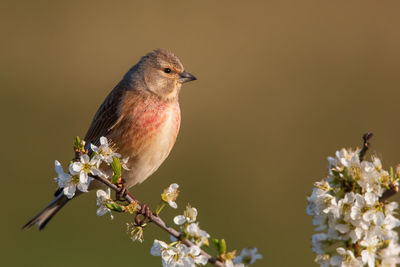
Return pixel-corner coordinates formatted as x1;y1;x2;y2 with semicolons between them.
380;184;399;202
92;174;225;267
359;132;373;161
358;133;400;202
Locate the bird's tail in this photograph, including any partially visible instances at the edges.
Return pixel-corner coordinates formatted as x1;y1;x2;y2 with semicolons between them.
23;192;70;230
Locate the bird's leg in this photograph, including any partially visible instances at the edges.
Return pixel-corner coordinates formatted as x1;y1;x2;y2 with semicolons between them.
115;179;151;225
141;204;151;224
115;178;128;201
134;204;152;226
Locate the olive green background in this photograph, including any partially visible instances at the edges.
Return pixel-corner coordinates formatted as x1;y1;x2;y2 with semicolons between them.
2;1;400;266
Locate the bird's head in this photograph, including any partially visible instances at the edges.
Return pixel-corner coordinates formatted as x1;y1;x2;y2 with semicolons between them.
136;49;196;101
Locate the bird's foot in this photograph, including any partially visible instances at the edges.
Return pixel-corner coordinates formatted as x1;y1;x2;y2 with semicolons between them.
135;204;152;226
115;179;127;201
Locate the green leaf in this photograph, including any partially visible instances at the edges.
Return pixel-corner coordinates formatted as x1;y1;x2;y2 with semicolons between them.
219;239;226;254
74;136;80;148
211;238;227;255
111;156;122;184
211;238;219;248
74;136;85;151
105;202;124;212
389;166;394;179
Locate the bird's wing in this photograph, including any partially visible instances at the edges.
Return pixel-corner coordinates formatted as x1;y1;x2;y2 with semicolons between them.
84;84;126;145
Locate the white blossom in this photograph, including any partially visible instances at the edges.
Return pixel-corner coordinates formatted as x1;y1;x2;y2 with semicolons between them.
127;224;144;243
186;222;210;247
307;148;400;266
360;235;379;267
379;241;400;267
150;240;207;267
233;247;263;265
69;154;106;188
121;156;130;170
188;246;208;266
161;183;179;209
96;188;113;219
55;160;91;199
174;204;198;225
225;261;246;267
151;239;169;257
335;248;363;267
90;136;120;164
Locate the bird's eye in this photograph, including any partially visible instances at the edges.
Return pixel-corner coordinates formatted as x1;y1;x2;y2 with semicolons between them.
164;68;171;74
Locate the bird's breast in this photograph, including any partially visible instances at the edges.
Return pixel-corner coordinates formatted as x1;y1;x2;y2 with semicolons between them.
115;97;181;187
130;100;180;152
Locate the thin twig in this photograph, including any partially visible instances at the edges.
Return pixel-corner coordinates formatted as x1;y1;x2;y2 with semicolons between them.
380;184;399;202
357;132;400;202
359;133;373;161
92;174;225;267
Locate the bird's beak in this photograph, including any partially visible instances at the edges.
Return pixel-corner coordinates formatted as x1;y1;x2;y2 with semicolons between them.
179;71;197;83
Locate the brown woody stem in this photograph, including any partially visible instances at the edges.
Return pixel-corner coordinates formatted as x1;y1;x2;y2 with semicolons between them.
92;174;225;267
359;132;373;161
357;133;400;202
380;184;399;202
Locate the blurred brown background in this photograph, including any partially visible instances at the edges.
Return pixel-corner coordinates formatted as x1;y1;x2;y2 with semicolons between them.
2;0;400;266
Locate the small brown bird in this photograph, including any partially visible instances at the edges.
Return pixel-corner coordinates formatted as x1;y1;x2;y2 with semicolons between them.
24;49;196;229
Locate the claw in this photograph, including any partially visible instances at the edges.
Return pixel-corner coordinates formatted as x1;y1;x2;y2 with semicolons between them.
135;213;141;225
115;179;152;226
115;178;127;201
134;204;152;226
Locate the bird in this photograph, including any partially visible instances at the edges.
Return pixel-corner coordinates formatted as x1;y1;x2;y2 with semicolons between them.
23;49;197;230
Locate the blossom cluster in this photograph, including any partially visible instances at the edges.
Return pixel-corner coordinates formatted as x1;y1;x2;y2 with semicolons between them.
150;201;262;267
228;248;263;267
54;136;129;199
150;203;211;267
150;239;262;267
51;136;262;267
307;148;400;267
151;240;208;267
173;204;210;247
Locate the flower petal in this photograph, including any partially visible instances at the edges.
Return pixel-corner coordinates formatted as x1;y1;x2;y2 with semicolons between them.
80;154;90;164
195;255;208;265
173;215;186;225
168;201;177;209
170;183;179;190
188;246;200;256
77;181;89;192
54;160;64;175
100;136;108;145
97;207;108;216
96;189;107;199
150;240;167;256
63;184;76;199
79;171;88;183
90;143;99;152
91;167;108;179
69;162;82;175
